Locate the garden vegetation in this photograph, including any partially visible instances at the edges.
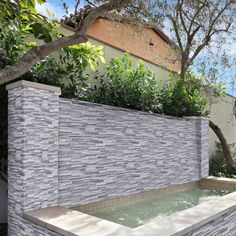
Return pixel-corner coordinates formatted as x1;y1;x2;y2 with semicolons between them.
0;30;215;182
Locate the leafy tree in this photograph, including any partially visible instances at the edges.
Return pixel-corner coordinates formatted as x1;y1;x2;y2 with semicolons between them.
0;0;57;42
160;0;236;79
0;29;105;182
159;73;208;117
0;0;158;84
32;42;105;99
159;0;236;173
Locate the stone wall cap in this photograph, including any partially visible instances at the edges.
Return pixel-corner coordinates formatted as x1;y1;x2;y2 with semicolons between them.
6;80;61;94
183;116;209;121
61;98;208;122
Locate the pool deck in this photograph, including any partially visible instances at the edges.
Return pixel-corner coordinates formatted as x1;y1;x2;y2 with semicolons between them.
24;177;236;236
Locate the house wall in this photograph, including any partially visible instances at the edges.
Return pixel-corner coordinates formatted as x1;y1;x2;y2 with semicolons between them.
86;18;179;72
44;24;172;82
7;81;209;236
88;37;170;82
208;95;236;157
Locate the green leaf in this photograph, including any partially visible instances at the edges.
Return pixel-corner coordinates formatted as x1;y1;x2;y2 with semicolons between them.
99;55;106;64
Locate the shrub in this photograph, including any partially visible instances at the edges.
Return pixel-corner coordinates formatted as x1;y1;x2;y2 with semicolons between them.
0;30;30;182
159;73;207;117
87;55;208;117
31;42;105;99
209;142;235;178
88;54;162;113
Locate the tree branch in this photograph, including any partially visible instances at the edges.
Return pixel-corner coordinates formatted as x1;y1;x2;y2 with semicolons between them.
178;0;188;34
188;0;233;66
169;15;183;51
187;0;208;34
0;33;88;85
0;0;132;85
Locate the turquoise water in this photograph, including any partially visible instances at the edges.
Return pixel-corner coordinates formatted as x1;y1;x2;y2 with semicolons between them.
88;187;232;228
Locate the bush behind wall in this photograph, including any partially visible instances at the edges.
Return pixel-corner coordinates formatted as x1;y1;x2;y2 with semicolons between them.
209;142;236;178
0;31;219;183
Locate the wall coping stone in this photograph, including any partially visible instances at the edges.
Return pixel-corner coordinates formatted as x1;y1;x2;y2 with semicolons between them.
60;98;206;122
6;80;61;94
184;116;209;121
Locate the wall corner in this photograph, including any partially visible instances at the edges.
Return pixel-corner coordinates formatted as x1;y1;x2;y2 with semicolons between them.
7;80;60;235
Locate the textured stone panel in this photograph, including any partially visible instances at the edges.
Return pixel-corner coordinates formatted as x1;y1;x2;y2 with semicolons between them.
58;99;209;206
200;119;210;177
184;209;236;236
7;81;210;235
24;219;61;236
8;85;60;236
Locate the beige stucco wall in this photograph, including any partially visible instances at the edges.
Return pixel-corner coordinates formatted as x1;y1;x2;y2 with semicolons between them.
58;25;170;81
86;18;179;72
208;95;236;157
88;38;170;81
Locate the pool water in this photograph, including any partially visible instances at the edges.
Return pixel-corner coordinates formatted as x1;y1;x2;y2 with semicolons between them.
88;187;232;228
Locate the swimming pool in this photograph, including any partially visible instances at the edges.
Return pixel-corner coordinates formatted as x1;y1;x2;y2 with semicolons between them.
85;186;232;228
24;177;236;236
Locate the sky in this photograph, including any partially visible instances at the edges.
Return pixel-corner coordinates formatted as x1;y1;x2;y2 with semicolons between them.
36;0;236;96
36;0;76;19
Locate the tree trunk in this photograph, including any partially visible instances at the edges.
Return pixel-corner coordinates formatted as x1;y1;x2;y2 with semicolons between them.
209;120;236;173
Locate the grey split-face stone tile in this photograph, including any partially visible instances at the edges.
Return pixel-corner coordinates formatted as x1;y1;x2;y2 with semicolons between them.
8;86;61;236
58;99;209;207
8;82;234;236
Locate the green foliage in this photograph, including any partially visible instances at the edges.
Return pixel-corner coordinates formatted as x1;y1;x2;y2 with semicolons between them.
0;30;105;182
209;142;235;178
0;29;30;183
0;30;222;183
31;42;105;99
88;54;162;112
0;30;34;69
88;55;208;117
0;0;58;43
159;73;208;117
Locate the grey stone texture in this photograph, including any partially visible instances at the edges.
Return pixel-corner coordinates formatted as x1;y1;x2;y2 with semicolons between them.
184;209;236;236
7;84;60;236
22;219;61;236
58;99;209;206
7;81;211;236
